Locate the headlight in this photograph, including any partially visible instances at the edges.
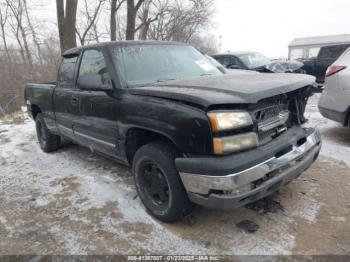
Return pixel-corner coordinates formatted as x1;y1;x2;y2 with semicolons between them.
213;132;258;155
207;111;253;132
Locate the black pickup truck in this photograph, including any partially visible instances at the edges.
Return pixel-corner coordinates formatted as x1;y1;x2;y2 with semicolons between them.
25;41;321;222
301;43;350;84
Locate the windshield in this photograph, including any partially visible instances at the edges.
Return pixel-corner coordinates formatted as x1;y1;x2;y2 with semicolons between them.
237;52;271;69
111;44;223;86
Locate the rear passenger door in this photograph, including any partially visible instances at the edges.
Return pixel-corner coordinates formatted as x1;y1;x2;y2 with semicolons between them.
73;48;121;159
53;55;79;139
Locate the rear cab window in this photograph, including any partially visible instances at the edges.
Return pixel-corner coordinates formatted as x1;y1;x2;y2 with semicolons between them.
58;56;78;88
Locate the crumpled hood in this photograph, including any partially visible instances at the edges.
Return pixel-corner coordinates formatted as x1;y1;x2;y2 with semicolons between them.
129;73;315;108
262;60;304;73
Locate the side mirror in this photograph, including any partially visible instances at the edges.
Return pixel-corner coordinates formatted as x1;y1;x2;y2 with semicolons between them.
77;74;112;91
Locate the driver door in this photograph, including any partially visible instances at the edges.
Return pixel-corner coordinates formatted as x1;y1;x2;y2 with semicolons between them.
73;48;121;159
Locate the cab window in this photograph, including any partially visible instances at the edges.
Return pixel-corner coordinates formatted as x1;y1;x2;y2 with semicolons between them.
58;56;78;88
79;49;107;77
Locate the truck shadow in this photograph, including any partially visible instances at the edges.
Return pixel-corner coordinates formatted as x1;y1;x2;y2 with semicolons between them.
321;126;350;147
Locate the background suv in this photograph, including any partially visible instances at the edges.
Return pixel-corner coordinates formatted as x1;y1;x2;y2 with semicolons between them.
319;47;350;128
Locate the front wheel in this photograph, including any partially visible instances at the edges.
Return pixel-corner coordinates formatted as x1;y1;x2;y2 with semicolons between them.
35;113;61;152
132;141;192;222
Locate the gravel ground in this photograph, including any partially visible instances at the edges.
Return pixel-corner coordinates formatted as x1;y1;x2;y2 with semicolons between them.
0;93;349;256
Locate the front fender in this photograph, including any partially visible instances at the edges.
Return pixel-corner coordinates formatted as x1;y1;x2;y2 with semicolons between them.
117;94;213;156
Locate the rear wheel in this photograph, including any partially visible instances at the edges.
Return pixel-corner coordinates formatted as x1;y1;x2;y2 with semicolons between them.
132;141;192;222
35;113;61;152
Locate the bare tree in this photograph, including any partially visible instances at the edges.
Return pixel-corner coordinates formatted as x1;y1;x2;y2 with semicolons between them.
148;0;214;43
6;0;33;65
110;0;125;41
136;0;161;40
23;0;42;64
189;33;218;54
137;0;151;40
56;0;78;52
76;0;105;45
0;1;11;61
126;0;145;40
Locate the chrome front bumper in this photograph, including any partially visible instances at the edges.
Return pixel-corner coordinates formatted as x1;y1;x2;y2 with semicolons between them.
178;128;321;209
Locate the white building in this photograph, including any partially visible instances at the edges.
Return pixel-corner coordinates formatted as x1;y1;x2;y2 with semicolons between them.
288;34;350;60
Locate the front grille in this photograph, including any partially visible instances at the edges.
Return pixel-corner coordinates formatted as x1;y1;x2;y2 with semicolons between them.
235;86;312;146
255;105;286;123
250;96;290;142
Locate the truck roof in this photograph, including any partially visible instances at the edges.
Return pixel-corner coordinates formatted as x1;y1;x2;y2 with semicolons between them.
62;40;188;57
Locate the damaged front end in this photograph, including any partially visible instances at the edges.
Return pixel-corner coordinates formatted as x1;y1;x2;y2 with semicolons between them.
175;85;321;210
249;85;313;145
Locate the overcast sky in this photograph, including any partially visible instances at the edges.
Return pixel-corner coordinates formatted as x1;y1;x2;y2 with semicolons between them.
27;0;350;59
214;0;350;58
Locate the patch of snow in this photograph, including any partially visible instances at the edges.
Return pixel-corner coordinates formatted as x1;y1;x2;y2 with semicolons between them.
289;196;321;223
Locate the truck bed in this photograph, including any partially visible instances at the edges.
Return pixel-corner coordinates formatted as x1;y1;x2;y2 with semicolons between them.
24;82;56;122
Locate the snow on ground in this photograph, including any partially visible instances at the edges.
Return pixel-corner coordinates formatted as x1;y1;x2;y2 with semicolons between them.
0;93;349;256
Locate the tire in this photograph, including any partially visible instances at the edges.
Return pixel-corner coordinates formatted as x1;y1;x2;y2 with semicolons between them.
35;113;61;152
132;141;192;222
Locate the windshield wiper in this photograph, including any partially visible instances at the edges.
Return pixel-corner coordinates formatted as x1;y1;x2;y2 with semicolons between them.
156;78;176;83
200;73;213;76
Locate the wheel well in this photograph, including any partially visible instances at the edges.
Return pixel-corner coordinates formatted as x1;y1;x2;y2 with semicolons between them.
125;128;179;165
31;104;41;120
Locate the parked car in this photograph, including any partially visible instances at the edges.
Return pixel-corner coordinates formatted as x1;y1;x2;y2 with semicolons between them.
204;54;260;76
212;52;305;73
301;44;350;84
319;47;350;128
25;41;321;222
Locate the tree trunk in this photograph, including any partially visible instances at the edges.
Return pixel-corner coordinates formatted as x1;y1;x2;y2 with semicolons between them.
56;0;78;53
126;0;144;40
126;0;135;40
139;0;150;40
0;6;11;62
0;25;10;62
19;24;32;65
110;0;117;41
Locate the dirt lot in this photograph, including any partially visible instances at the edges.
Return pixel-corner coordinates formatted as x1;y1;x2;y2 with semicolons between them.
0;93;349;255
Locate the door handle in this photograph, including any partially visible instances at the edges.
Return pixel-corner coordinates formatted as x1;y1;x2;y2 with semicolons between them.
71;95;79;106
